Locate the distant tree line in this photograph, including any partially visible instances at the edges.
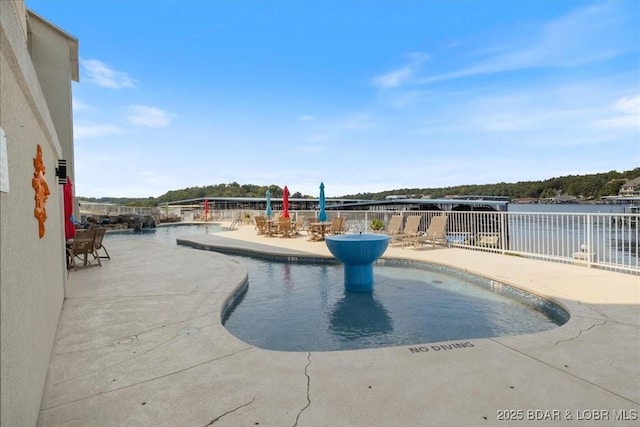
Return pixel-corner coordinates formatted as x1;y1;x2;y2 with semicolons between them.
79;182;307;207
345;168;639;201
78;168;639;207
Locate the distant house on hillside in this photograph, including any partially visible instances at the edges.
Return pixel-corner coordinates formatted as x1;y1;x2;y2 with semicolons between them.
619;177;640;196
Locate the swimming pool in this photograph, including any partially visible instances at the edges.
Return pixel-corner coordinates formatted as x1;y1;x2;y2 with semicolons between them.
222;257;568;351
109;223;568;352
105;223;224;246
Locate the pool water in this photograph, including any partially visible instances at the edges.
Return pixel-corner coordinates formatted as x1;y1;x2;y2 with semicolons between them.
107;224;567;352
222;258;565;351
105;223;223;246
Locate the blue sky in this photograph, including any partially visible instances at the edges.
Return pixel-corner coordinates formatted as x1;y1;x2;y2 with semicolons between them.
28;0;640;198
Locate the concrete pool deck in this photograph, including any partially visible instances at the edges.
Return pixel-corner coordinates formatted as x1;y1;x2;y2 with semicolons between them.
39;223;639;426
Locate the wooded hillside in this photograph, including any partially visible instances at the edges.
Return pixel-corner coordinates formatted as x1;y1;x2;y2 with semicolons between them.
79;168;640;207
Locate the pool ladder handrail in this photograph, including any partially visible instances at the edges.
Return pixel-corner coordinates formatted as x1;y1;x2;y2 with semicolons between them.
229;216;242;230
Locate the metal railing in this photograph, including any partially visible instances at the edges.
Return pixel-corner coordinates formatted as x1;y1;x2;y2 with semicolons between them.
230;209;639;275
80;202;153;216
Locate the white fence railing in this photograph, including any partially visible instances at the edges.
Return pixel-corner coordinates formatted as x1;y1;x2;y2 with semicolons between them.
80;203;153;216
217;209;638;275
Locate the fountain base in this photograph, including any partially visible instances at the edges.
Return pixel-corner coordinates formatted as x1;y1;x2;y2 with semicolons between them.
325;233;390;293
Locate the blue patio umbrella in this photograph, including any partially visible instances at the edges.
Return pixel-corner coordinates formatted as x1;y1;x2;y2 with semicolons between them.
318;182;327;222
265;189;272;219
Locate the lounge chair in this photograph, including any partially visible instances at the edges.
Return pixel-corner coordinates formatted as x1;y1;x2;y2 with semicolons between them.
92;227;110;260
383;214;403;236
67;229;101;272
402;215;448;249
391;215;422;246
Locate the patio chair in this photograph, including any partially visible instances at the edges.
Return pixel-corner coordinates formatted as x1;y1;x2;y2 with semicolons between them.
265;218;280;237
391;215;422;246
254;216;266;235
403;215;448;249
278;217;293;238
383;214;403;236
327;217;346;234
308;218;330;241
306;217;319;235
292;215;306;235
338;216;348;233
92;227;110;260
67;229;100;273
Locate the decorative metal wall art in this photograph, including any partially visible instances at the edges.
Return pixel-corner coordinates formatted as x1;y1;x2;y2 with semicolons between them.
32;144;50;238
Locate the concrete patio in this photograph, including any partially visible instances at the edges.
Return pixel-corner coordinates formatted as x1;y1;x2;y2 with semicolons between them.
38;223;639;426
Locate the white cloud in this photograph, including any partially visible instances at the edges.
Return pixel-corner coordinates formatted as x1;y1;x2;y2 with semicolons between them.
420;3;632;85
372;52;429;89
72;98;93;112
592;94;640;129
74;123;124;139
82;59;135;89
126;105;172;127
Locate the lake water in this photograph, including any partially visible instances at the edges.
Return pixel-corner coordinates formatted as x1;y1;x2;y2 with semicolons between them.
509;203;628;214
507;203;637;268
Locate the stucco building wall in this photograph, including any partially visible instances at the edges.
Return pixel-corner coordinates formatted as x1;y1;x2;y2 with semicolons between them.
1;2;77;425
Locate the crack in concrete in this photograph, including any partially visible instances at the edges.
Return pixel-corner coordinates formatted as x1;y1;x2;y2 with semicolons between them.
576;299;614;320
555;319;608;345
41;346;253;411
203;396;255;426
54;312;217;356
53;333;180;386
53;317;220;385
292;353;312;427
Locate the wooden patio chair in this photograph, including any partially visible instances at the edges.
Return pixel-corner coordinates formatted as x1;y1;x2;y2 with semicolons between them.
292;215;306;235
67;229;100;273
277;217;293;238
327;217;346;235
306;217;319;235
92;227;110;260
254;216;266;235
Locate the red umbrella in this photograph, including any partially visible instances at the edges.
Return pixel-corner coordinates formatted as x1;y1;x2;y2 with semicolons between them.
64;178;76;240
282;186;290;218
203;199;209;221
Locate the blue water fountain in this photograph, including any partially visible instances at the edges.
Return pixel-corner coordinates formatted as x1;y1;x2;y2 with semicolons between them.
325;233;390;292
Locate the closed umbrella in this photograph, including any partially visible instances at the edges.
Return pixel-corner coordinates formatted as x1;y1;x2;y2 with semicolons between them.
318;182;327;222
265;190;272;219
63;178;76;240
203;199;209;221
282;186;290;218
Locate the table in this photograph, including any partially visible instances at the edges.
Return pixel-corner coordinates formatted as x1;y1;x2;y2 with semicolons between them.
308;222;331;241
